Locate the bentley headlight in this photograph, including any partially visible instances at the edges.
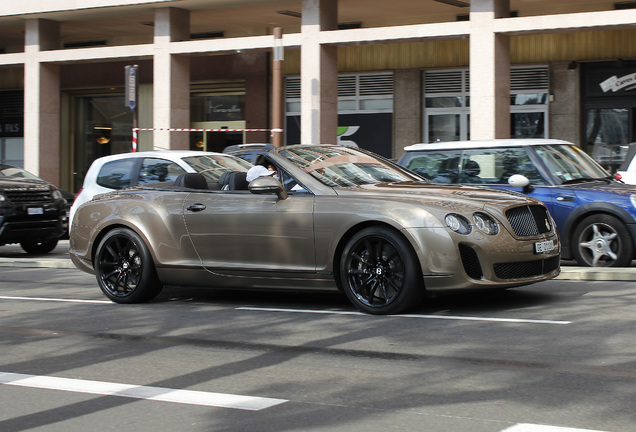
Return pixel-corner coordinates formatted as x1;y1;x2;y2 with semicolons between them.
445;214;471;235
473;212;499;235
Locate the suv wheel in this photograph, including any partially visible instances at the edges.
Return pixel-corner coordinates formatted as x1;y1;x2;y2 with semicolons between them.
572;214;634;267
20;239;59;255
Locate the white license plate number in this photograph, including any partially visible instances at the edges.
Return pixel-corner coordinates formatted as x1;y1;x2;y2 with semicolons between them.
534;240;554;254
28;207;44;216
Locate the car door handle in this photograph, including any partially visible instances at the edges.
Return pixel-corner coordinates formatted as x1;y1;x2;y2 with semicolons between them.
556;196;575;202
187;203;207;212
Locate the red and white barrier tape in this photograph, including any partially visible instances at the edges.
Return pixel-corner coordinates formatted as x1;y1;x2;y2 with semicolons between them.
133;128;283;132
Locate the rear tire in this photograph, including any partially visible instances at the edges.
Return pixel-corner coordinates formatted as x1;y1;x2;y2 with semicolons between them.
339;227;424;314
94;228;163;303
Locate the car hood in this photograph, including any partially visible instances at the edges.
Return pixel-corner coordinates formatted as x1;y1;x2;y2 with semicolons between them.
563;180;636;195
337;181;534;208
0;176;52;189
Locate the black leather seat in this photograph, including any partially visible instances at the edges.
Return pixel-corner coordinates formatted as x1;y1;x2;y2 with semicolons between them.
218;171;249;191
174;173;208;190
461;160;482;183
229;171;249;190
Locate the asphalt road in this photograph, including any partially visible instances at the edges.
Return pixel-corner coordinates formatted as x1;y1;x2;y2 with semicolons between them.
1;265;635;432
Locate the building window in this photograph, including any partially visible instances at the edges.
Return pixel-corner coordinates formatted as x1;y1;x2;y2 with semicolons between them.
285;72;393;114
284;73;394;157
423;66;549;142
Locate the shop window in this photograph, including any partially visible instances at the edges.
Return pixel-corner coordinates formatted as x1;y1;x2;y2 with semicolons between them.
423;66;549;142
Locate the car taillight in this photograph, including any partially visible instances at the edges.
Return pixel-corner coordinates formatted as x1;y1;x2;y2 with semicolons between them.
615;173;623;180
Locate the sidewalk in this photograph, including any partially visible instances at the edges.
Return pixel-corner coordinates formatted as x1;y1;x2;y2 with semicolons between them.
0;240;76;269
1;240;636;281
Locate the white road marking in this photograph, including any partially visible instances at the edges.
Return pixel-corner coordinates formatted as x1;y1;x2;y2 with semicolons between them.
501;424;609;432
0;295;112;304
237;307;571;325
0;296;570;325
0;372;287;411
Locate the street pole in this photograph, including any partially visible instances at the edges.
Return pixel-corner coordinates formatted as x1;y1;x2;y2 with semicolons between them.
272;27;284;147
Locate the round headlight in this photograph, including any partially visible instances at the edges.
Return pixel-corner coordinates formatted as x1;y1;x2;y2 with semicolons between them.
473;213;499;235
445;214;471;235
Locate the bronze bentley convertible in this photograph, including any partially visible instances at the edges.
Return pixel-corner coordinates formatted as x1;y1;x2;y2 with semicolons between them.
69;145;560;314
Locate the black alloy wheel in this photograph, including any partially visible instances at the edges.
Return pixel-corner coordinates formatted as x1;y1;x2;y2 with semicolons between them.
572;214;634;267
94;228;163;303
340;226;424;314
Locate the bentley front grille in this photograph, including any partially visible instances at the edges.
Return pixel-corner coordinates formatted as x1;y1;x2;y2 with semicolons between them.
506;205;552;237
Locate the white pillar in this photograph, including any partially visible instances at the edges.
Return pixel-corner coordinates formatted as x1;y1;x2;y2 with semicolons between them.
469;0;510;140
300;0;338;145
153;8;191;150
24;19;60;182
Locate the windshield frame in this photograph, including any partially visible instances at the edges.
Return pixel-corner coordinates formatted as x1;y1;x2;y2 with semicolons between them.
279;146;423;188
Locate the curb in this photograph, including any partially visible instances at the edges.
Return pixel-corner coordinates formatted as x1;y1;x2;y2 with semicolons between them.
0;257;76;269
556;267;636;281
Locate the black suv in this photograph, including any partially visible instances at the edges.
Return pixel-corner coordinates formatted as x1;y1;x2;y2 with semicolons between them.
0;175;67;254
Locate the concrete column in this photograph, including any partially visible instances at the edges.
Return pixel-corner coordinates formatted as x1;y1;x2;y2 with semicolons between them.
393;70;421;159
300;0;338;145
550;61;581;144
153;7;190;150
469;0;510;140
24;19;60;183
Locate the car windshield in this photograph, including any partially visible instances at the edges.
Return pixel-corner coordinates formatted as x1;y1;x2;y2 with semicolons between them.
534;144;611;184
280;146;416;187
181;155;253;181
0;165;41;180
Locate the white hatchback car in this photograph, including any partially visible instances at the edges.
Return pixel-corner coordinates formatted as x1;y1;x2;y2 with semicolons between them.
70;151;253;230
616;143;636;184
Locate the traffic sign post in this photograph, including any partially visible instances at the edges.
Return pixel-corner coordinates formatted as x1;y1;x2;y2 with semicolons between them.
125;65;139;151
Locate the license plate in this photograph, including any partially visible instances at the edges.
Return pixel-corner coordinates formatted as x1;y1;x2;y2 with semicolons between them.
534;240;554;254
28;207;44;216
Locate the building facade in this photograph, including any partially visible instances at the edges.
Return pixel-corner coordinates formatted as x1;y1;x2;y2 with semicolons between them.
1;0;636;191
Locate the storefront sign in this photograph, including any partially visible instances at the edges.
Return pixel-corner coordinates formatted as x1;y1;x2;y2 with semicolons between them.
199;95;245;122
285;113;393;158
0;119;23;137
600;72;636;93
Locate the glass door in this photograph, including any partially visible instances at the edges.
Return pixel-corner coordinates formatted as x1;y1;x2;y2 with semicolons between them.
189;121;246;153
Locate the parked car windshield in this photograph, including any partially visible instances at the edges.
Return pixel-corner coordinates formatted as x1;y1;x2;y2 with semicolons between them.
181;154;253;181
0;165;41;180
280;146;416;187
535;144;611;184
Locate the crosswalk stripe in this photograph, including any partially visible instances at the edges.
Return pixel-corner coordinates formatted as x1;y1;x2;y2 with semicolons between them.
0;372;287;411
501;423;610;432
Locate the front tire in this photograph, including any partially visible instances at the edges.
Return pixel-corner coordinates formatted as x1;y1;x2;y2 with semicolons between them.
94;228;163;303
20;239;58;254
572;214;634;267
339;227;424;314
